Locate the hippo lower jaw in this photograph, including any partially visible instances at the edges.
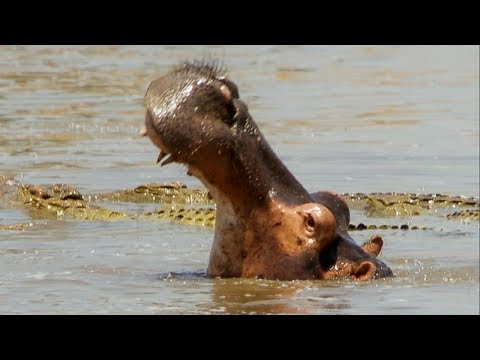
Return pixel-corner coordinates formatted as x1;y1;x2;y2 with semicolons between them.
189;165;245;277
143;60;393;281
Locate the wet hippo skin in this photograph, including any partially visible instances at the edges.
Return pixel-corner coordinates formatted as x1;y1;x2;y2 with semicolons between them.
143;60;393;281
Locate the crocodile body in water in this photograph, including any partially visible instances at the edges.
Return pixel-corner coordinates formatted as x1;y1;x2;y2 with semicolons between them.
2;176;477;232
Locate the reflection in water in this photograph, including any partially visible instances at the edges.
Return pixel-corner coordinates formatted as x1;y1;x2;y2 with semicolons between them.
155;272;354;314
210;278;304;314
209;278;351;315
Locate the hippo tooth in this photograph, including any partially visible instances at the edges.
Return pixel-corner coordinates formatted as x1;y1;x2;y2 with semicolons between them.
160;155;175;167
157;151;168;164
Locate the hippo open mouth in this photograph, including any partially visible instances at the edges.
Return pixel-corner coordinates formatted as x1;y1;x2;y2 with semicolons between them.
143;60;393;281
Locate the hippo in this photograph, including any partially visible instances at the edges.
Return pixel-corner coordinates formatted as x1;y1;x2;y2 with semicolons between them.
143;60;393;281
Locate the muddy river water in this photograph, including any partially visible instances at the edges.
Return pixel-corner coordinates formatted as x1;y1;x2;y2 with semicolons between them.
0;45;478;314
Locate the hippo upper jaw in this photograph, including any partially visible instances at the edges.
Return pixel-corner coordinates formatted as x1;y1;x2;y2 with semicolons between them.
144;61;240;169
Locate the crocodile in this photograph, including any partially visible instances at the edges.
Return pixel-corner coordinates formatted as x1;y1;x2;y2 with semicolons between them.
91;182;213;205
2;176;477;229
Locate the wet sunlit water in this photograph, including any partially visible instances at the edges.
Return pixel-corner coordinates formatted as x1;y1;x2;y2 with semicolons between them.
0;45;478;314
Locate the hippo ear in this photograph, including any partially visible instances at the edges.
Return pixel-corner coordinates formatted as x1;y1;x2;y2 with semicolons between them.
361;235;384;257
352;260;377;281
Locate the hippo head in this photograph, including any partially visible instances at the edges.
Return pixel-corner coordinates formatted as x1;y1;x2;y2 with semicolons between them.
144;60;393;281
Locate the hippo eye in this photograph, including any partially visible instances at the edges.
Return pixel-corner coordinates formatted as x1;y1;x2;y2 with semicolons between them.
306;215;315;230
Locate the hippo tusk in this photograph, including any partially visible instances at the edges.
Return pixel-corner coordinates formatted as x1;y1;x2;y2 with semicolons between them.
160;154;175;167
156;151;168;164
